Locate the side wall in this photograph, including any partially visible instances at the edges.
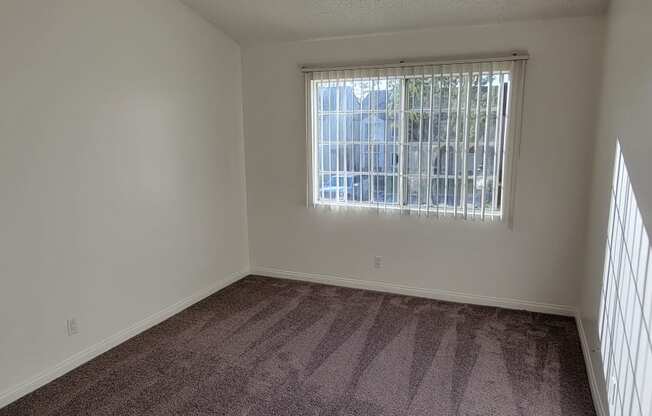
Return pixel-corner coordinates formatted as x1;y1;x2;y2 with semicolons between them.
242;16;604;309
579;0;652;412
0;0;249;400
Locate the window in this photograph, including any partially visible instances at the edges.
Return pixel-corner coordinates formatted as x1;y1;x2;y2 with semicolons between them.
598;140;652;416
304;56;526;222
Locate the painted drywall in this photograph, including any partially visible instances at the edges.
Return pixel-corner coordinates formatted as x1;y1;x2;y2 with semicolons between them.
579;0;652;412
242;16;604;309
0;0;249;397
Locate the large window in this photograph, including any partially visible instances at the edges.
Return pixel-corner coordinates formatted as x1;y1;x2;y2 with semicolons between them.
305;57;526;222
599;140;651;416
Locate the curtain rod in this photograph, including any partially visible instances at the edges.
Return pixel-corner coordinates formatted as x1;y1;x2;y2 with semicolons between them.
300;52;529;73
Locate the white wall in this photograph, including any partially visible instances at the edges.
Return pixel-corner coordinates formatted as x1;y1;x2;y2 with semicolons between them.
579;0;652;412
242;16;604;309
0;0;249;398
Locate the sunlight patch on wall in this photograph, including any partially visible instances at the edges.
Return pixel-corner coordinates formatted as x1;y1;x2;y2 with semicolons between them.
598;140;652;416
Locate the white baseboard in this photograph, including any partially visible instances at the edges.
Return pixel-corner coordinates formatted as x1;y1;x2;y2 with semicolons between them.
575;312;607;416
0;269;249;410
252;266;575;316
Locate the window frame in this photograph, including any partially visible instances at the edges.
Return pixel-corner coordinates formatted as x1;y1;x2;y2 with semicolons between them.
304;56;526;227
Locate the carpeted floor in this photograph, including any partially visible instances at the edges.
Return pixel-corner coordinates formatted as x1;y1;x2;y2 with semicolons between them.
1;275;596;415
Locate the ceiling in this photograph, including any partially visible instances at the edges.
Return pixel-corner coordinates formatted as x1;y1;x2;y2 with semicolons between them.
181;0;607;46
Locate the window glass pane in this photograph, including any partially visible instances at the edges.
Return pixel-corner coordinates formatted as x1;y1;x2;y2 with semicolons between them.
387;112;400;142
432;75;443;111
341;81;358;112
372;175;384;202
360;174;371;202
359;80;371;111
319;144;330;171
345;174;355;202
419;143;430;176
318;85;332;112
370;79;385;111
429;178;453;209
422;77;432;110
362;114;385;142
446;178;457;209
319;174;345;201
405;144;419;175
346;144;362;172
362;145;370;172
372;175;398;203
313;69;513;217
433;113;447;143
386;175;398;204
337;144;345;173
329;144;338;172
371;144;383;173
448;110;458;143
320;114;337;143
440;75;451;110
405;176;419;206
346;174;367;202
345;114;358;142
386;79;401;112
406;78;430;110
403;144;430;176
481;176;494;210
387;144;400;174
407;112;431;142
475;144;486;177
465;177;477;209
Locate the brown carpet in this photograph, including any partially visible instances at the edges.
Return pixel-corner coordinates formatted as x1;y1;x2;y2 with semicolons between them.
1;275;596;415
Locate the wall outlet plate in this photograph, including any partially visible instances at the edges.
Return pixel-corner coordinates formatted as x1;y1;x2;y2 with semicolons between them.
67;318;79;336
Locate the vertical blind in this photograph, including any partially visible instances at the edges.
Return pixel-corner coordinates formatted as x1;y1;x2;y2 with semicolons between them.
304;56;526;224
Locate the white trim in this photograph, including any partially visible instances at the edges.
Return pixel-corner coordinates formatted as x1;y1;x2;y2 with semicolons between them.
252;266;574;316
0;269;249;410
503;59;526;230
575;312;608;416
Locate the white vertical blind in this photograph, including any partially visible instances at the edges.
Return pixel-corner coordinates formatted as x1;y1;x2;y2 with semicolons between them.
305;56;526;224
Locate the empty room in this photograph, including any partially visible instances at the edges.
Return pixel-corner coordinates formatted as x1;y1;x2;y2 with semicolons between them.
1;0;650;415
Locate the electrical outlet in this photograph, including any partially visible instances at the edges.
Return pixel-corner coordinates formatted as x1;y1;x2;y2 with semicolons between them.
374;256;383;269
67;318;79;336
